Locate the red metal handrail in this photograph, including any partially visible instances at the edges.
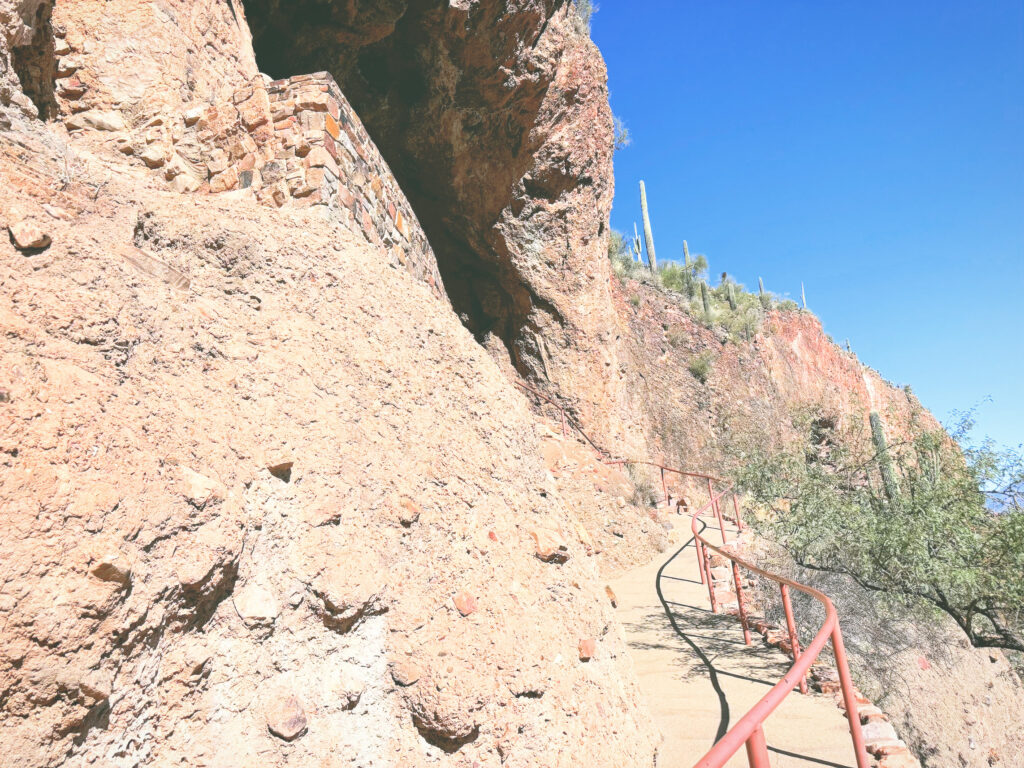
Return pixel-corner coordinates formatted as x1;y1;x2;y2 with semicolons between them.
511;380;869;768
688;482;870;768
512;378;608;456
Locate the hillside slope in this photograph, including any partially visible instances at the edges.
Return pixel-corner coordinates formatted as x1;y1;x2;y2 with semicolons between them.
3;2;1021;767
611;274;1024;767
0;127;659;766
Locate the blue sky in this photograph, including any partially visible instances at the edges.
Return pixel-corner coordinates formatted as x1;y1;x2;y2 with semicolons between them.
593;1;1024;449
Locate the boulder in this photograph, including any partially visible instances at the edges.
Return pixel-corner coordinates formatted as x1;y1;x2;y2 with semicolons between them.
8;220;51;251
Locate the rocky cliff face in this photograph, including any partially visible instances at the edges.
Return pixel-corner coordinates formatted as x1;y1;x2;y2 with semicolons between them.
1;0;54;121
3;2;1018;767
1;3;660;766
18;0;635;451
617;280;938;476
241;0;637;451
0;126;659;767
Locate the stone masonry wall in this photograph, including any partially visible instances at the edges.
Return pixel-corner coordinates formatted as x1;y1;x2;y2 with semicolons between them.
261;73;442;299
49;7;442;302
186;72;442;302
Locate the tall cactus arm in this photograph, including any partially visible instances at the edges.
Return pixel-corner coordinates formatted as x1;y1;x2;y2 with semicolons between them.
639;180;657;272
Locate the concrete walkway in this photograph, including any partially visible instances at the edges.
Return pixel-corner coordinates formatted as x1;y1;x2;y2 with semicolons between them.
610;515;859;768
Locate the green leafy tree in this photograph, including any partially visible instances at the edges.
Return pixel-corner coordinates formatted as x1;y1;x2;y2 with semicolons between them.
734;413;1024;652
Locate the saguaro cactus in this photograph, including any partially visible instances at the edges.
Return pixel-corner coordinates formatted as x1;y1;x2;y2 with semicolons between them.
870;411;901;502
801;282;807;310
758;277;770;310
639;180;657;272
632;222;642;262
700;280;711;315
683;239;690;267
727;282;738;310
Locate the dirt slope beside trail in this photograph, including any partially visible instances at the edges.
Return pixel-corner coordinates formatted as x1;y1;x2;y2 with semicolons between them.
0;134;659;767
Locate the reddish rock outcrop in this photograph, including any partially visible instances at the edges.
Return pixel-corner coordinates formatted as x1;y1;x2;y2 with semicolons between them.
242;0;637;451
616;279;939;480
1;0;56;121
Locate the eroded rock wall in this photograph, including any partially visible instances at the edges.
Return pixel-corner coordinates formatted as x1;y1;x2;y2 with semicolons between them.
0;5;664;765
13;0;639;452
0;138;659;767
242;0;640;452
617;280;938;478
18;2;440;297
0;0;54;121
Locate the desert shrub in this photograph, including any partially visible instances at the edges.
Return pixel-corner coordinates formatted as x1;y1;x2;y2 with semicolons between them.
666;325;687;347
610;242;661;287
733;412;1024;653
689;274;766;342
613;248;793;343
629;294;640;307
613;115;631;150
659;254;707;298
573;0;594;34
608;229;628;262
687;351;713;383
626;462;659;507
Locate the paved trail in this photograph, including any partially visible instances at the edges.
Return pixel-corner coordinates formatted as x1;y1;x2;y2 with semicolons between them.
610;515;858;768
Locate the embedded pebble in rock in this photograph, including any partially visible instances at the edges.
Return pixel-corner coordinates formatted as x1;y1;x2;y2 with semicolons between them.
81;110;125;131
530;528;569;563
398;498;421;527
89;554;132;585
79;673;112;704
452;591;478;617
578;637;596;661
389;658;422;688
8;220;51;251
233;585;280;627
266;694;307;742
139;146;165;168
266;458;294;482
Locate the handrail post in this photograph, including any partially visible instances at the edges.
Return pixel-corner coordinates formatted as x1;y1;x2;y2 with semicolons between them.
705;546;719;614
706;477;729;543
780;585;808;694
715;494;728;544
733;561;752;646
732;492;744;530
744;726;770;768
695;537;707;585
832;623;871;768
